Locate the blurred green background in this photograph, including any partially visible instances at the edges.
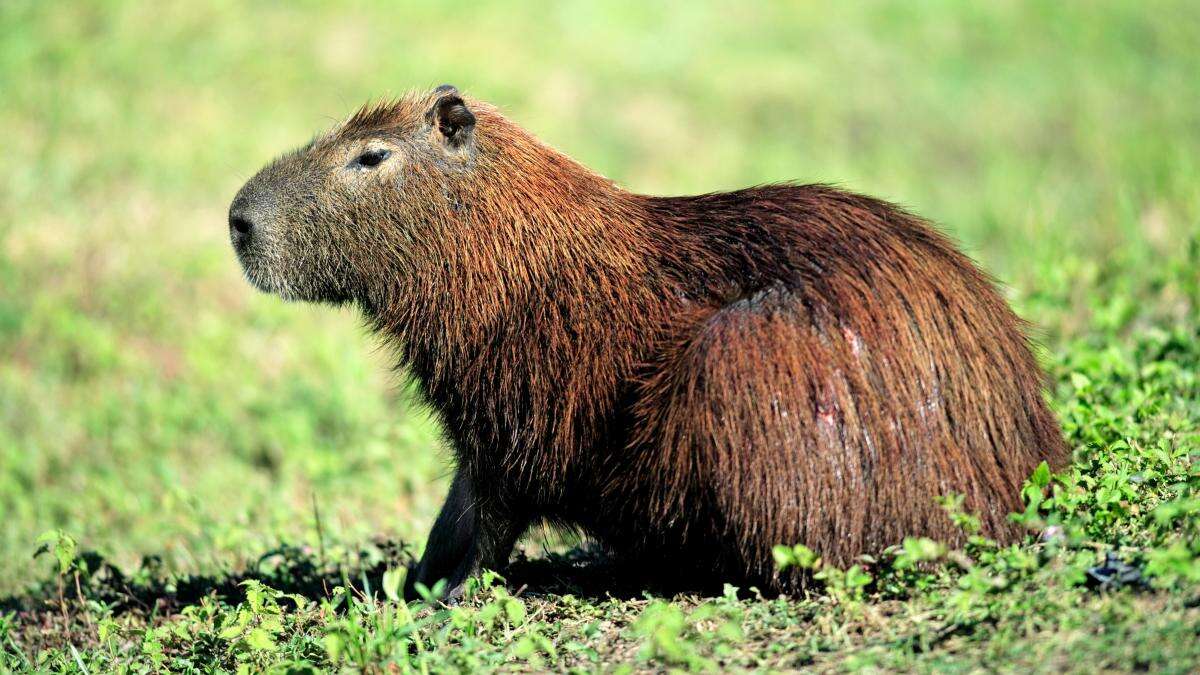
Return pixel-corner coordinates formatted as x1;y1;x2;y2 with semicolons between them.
1;1;1197;595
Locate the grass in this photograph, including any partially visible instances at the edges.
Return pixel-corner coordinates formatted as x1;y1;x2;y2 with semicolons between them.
1;0;1198;671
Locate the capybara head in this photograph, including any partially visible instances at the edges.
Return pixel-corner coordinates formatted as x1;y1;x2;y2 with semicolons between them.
228;85;483;303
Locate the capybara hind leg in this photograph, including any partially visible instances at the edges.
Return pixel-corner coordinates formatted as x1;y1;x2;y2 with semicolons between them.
633;285;1054;581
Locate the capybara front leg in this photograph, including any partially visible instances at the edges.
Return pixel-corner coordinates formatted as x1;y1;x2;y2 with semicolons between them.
404;468;523;601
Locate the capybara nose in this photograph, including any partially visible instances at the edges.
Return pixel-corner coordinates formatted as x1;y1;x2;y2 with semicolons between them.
228;186;260;244
228;211;254;247
234;214;255;236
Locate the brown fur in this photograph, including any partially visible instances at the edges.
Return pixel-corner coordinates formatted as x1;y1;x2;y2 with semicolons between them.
229;86;1069;596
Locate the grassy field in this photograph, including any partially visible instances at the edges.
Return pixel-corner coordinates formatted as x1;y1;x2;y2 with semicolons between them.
2;1;1199;671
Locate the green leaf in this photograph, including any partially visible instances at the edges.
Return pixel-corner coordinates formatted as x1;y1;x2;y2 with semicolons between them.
245;627;277;652
323;632;345;663
845;565;873;589
772;545;794;570
97;618;120;644
791;544;819;569
34;529;77;575
512;636;537;659
382;566;405;602
504;597;527;625
1030;461;1052;489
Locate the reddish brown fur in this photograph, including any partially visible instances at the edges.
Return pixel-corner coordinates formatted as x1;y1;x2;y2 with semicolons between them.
230;87;1069;595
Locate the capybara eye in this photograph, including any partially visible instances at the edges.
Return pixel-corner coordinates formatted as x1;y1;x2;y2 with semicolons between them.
354;148;391;168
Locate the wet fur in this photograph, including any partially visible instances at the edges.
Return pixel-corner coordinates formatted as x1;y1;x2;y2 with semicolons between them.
232;89;1069;595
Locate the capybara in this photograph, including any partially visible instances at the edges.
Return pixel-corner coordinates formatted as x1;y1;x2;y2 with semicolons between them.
228;85;1068;598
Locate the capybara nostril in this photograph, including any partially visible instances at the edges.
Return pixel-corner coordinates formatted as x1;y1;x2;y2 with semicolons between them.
229;214;253;236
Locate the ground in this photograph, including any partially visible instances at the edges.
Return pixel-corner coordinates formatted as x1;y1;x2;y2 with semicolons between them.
1;1;1198;672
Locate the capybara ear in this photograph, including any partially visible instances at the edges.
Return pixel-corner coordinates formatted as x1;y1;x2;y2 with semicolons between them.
426;88;475;147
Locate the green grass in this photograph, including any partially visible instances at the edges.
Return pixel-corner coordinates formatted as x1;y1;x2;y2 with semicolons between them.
2;1;1198;671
